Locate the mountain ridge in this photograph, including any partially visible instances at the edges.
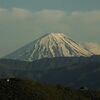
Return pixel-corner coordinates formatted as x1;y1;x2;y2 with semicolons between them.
0;55;100;89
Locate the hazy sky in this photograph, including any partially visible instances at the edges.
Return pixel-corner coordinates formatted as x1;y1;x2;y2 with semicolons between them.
0;0;100;57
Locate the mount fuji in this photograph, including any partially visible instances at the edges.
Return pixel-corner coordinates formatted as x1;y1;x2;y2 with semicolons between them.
5;32;93;61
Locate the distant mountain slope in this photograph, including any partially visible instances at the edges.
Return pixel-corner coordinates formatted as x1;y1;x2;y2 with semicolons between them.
0;78;100;100
0;56;100;89
5;32;92;61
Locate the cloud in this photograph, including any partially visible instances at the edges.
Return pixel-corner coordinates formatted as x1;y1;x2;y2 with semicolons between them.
83;42;100;55
0;8;32;20
34;9;65;22
0;8;8;12
12;8;32;18
0;8;100;34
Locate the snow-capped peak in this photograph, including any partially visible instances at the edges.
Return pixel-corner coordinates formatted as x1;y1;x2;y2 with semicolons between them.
47;32;69;39
49;32;67;36
38;32;68;46
5;32;93;61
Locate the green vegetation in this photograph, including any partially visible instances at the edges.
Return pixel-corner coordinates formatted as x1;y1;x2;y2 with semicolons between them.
0;78;100;100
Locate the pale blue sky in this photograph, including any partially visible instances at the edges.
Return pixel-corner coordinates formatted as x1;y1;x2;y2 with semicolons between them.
0;0;100;11
0;0;100;57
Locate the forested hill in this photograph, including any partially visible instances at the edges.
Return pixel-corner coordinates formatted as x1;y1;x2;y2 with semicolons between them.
0;78;100;100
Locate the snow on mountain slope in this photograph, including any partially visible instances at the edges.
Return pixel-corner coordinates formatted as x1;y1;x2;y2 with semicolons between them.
5;32;93;61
